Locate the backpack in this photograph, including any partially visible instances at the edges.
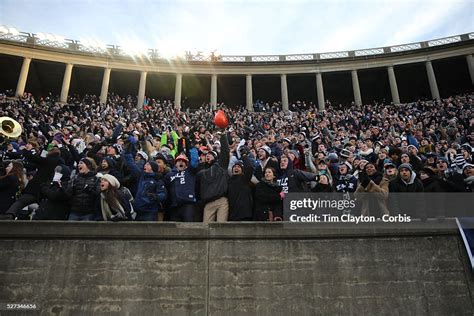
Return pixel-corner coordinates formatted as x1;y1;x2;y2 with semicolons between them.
199;164;229;203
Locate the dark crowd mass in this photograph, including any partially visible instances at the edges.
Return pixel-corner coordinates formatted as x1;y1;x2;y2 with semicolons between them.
0;90;473;222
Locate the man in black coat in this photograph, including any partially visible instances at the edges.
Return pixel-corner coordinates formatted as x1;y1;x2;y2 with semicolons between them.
436;157;465;192
388;163;425;219
227;152;254;221
197;132;230;223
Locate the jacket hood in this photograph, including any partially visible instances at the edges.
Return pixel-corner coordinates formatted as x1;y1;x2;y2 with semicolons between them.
278;156;294;176
400;170;417;185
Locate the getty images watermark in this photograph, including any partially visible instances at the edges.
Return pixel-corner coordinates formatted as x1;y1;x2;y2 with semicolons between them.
283;192;473;227
287;197;411;223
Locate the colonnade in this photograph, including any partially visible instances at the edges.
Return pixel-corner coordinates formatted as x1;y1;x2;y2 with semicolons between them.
14;54;474;110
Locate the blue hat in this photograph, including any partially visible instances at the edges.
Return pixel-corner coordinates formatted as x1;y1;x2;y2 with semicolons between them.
383;159;396;168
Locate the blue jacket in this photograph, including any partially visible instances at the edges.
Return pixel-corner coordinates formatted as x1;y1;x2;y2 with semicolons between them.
164;169;197;207
164;147;199;207
123;153;167;213
334;174;358;193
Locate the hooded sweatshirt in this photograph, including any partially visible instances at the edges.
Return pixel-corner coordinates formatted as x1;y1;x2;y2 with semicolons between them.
277;158;317;193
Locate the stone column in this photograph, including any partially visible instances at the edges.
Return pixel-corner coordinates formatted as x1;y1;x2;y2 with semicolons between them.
246;74;253;111
99;68;111;105
387;66;400;104
466;54;474;85
59;63;73;103
174;73;182;110
281;74;289;112
15;57;31;97
316;72;325;111
351;70;362;106
137;71;147;109
425;60;440;100
210;74;217;110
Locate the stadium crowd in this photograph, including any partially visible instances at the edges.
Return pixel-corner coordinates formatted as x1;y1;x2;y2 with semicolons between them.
0;91;473;222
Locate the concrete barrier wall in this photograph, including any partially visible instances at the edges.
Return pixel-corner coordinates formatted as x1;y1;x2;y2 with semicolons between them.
0;221;473;315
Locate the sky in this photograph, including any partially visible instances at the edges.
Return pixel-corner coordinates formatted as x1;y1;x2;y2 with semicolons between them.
0;0;473;56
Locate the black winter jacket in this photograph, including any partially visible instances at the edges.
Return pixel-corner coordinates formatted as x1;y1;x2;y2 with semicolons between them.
22;150;62;199
277;159;317;193
34;181;70;220
197;132;230;203
254;180;282;221
388;173;424;218
228;156;254;221
0;174;20;214
66;171;100;215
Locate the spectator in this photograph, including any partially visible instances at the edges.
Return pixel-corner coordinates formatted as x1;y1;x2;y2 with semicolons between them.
463;163;474;192
227;155;254;221
0;90;473;222
254;145;279;181
3;147;62;220
66;158;100;221
123;150;167;221
277;154;317;194
389;163;425;219
334;162;358;193
419;166;443;193
164;151;199;222
254;167;283;221
311;174;332;192
33;165;70;220
99;174;134;221
355;162;388;217
0;161;26;217
97;157;124;183
436;157;465;192
197;132;230;223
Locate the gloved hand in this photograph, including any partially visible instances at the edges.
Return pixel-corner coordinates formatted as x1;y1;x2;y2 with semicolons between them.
359;172;370;188
239;146;250;157
146;192;158;201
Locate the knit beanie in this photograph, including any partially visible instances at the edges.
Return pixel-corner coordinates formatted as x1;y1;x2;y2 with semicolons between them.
259;146;271;157
232;160;244;171
101;174;120;188
148;161;159;173
137;150;148;161
454;153;466;168
80;157;96;171
398;163;413;174
153;153;167;163
289;150;300;160
103;157;116;169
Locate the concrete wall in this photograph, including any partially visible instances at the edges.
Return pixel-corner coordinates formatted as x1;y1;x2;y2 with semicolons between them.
0;221;473;315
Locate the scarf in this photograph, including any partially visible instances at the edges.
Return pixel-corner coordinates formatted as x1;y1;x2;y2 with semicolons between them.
100;192;126;221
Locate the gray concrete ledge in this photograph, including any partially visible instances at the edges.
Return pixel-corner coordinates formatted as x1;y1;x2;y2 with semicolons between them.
0;219;459;240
